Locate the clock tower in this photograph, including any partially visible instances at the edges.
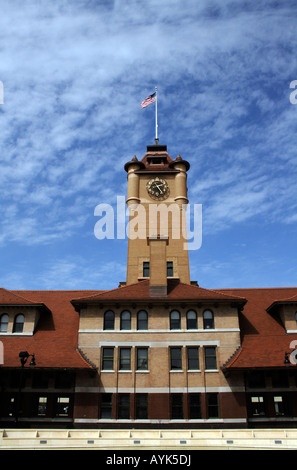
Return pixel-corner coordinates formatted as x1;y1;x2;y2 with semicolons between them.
124;142;191;295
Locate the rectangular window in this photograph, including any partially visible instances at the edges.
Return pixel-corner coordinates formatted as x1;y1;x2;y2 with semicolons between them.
274;396;285;416
204;346;217;370
100;393;113;419
250;395;266;416
56;397;70;417
119;348;131;370
102;347;114;370
118;393;130;419
37;396;47;417
135;394;148;419
207;393;219;418
170;347;182;370
167;261;174;277
8;397;15;417
171;393;183;419
187;347;199;370
143;261;150;277
189;393;201;419
274;394;290;417
137;348;148;370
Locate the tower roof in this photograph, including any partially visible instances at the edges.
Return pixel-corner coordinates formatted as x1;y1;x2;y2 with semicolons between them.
124;143;190;173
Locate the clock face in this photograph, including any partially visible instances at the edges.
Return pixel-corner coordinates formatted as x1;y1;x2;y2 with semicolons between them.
146;177;169;200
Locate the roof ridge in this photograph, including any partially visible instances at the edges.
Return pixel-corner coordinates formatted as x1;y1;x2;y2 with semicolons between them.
176;281;247;301
217;287;297;291
0;287;38;305
71;280;148;302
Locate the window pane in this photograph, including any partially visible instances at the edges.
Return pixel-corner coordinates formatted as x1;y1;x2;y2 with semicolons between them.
137;310;148;330
170;347;182;370
119;348;131;370
13;314;24;333
120;310;131;330
100;393;113;419
204;347;217;370
143;262;150;277
56;397;70;417
170;310;180;330
167;261;173;277
137;348;148;370
207;393;219;418
135;394;148;419
250;395;266;416
203;310;214;329
102;348;114;370
187;310;197;329
37;397;47;416
171;393;183;419
187;347;199;370
118;394;130;419
0;314;9;332
104;310;114;330
189;393;201;419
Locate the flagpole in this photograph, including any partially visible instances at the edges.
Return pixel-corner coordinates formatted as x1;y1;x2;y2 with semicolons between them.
155;86;158;144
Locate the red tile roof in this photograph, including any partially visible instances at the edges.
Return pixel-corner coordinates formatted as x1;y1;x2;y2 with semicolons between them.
71;279;247;305
0;290;100;369
0;288;40;306
219;287;297;370
267;292;297;313
1;284;297;371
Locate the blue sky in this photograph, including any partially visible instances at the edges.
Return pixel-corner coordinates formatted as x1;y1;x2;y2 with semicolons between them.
0;0;296;290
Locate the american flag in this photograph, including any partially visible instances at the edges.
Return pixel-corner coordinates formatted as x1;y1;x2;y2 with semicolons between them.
141;92;156;109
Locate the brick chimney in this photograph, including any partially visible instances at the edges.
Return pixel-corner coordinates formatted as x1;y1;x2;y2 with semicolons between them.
148;235;168;297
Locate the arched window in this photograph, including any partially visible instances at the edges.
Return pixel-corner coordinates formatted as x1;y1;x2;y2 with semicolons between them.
104;310;114;330
170;310;181;330
203;310;214;329
120;310;131;330
187;310;197;329
13;313;24;333
137;310;148;330
0;314;9;333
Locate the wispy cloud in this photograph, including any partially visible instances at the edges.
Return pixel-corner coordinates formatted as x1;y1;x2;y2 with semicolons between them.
0;0;296;288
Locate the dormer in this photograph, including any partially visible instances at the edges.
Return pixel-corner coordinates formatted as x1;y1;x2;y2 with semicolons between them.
0;288;50;336
267;293;297;333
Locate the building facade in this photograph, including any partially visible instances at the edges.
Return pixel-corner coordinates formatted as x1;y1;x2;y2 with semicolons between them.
0;142;297;429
